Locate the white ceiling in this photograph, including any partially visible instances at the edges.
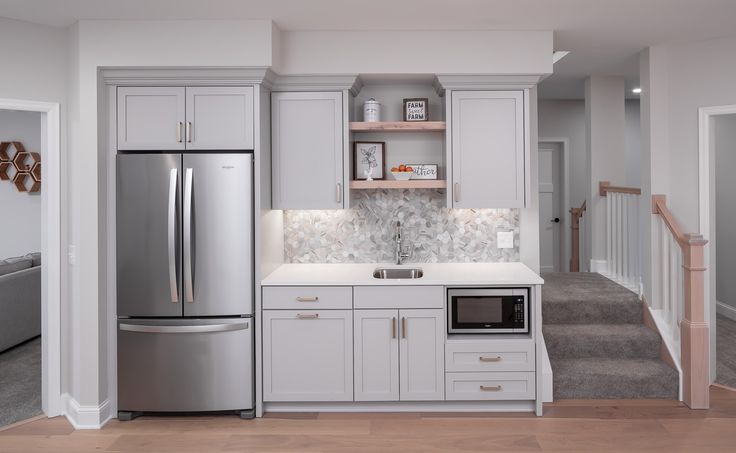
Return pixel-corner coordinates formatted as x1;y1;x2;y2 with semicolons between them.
2;0;736;99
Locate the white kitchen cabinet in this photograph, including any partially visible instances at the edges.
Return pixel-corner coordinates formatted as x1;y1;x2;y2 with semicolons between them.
263;310;353;402
185;86;254;150
450;90;525;208
354;309;400;401
399;309;445;401
272;91;344;209
117;86;254;151
117;87;186;150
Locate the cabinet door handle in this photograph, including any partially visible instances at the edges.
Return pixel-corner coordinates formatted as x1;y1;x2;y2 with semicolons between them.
296;296;319;302
176;122;183;143
186;121;192;143
296;313;319;319
453;182;460;203
479;385;503;392
392;317;397;339
336;183;342;204
479;356;502;362
401;317;407;339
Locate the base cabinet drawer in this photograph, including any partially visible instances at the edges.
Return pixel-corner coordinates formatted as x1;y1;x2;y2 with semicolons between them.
263;286;352;310
263;310;353;401
445;341;535;372
445;372;536;401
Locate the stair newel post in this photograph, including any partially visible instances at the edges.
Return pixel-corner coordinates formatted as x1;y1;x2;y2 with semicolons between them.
681;233;709;409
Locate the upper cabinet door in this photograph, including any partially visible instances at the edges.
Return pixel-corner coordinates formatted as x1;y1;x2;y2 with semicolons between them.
185;87;254;150
451;91;525;208
117;87;186;151
272;91;344;209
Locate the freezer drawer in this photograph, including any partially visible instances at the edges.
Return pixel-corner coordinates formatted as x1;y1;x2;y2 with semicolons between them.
117;318;253;413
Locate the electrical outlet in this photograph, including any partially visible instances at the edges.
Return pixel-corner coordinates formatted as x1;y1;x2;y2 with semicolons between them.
497;231;514;249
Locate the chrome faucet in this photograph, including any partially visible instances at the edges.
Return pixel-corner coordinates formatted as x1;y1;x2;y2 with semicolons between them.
395;220;410;265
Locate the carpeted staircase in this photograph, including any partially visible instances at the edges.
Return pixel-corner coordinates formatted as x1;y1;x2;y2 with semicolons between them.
542;272;679;399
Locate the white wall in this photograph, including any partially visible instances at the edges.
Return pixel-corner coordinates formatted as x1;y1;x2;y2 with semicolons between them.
0;110;42;258
585;76;626;268
715;114;736;309
625;100;641;188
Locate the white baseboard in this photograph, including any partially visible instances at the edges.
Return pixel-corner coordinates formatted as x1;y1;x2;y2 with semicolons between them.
590;259;608;274
717;301;736;322
62;393;112;429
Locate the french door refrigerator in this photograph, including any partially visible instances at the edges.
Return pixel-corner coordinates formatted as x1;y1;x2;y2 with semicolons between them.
116;153;254;420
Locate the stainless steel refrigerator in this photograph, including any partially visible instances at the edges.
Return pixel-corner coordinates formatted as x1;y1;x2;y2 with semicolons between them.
116;153;254;420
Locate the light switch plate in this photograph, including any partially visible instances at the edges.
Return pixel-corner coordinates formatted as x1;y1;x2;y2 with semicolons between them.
497;231;514;249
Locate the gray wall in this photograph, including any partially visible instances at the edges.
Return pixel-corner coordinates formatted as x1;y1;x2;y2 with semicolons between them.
715;114;736;309
625;100;642;188
0;110;42;259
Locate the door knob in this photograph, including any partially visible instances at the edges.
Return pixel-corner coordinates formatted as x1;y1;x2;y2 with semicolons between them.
551;218;560;223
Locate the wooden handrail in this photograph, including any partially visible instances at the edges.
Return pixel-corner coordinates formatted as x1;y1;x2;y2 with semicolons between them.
569;200;586;272
599;181;642;196
652;194;709;410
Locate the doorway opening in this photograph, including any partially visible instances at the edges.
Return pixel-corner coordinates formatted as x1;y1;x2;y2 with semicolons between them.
0;98;62;426
699;105;736;388
538;139;570;273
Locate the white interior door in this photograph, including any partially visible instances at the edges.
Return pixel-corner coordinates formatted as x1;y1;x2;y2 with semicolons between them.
539;143;562;273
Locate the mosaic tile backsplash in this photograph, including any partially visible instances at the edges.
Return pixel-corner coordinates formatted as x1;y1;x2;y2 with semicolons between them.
284;189;520;264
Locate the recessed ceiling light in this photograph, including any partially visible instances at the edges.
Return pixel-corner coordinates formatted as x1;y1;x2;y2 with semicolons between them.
632;87;642;94
552;51;570;64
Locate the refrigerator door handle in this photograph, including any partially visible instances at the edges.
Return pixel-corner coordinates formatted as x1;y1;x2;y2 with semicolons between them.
119;321;249;334
167;168;179;303
183;167;194;303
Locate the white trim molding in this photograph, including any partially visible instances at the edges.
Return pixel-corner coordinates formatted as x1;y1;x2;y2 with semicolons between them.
698;104;736;384
0;98;62;418
61;394;112;430
717;301;736;322
590;259;608;274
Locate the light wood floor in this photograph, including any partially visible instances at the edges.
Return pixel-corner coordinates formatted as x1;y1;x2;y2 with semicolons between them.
2;386;736;452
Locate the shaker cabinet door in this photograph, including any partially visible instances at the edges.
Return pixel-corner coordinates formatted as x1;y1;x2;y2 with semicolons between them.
354;309;400;402
272;91;344;209
117;87;186;151
185;86;254;150
399;309;445;401
263;310;353;402
451;90;525;208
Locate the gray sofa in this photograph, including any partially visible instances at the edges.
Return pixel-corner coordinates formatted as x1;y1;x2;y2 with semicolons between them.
0;253;41;353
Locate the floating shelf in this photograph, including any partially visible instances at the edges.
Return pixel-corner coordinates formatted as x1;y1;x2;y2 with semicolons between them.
350;121;446;132
350;180;447;190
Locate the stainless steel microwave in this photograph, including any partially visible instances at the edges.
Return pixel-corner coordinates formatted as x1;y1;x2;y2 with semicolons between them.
447;288;529;334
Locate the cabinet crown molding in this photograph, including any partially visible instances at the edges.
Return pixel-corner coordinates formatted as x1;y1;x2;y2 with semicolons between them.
101;67;276;87
433;74;548;95
271;74;362;95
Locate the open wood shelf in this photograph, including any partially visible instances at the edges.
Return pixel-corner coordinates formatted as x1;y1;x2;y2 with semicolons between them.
350;180;447;190
350;121;446;132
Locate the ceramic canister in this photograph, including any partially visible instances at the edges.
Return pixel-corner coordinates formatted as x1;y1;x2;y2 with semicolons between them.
363;98;381;122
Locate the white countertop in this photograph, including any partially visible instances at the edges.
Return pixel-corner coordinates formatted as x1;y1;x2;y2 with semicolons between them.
261;262;544;286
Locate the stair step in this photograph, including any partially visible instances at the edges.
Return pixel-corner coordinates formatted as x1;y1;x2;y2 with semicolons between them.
542;273;642;324
543;324;662;359
552;358;679;400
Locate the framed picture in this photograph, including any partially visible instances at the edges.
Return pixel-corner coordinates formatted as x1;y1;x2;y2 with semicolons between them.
407;164;438;180
354;141;385;180
403;98;429;122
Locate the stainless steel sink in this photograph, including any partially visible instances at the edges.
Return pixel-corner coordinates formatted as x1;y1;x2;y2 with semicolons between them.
373;267;424;279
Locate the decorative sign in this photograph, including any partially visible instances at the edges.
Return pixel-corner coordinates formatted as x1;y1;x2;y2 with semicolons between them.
403;98;428;122
408;164;438;180
354;141;386;180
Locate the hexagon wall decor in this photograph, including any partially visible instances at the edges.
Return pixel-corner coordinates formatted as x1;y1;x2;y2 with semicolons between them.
0;141;41;193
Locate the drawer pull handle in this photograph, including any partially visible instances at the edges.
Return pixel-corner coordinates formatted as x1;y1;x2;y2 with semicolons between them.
296;296;319;302
297;313;319;319
479;385;503;392
479;356;502;362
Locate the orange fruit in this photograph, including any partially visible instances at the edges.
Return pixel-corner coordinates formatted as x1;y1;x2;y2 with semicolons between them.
399;164;406;171
405;166;413;172
390;167;399;172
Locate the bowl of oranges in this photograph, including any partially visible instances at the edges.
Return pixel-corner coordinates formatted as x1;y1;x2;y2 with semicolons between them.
391;164;414;181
